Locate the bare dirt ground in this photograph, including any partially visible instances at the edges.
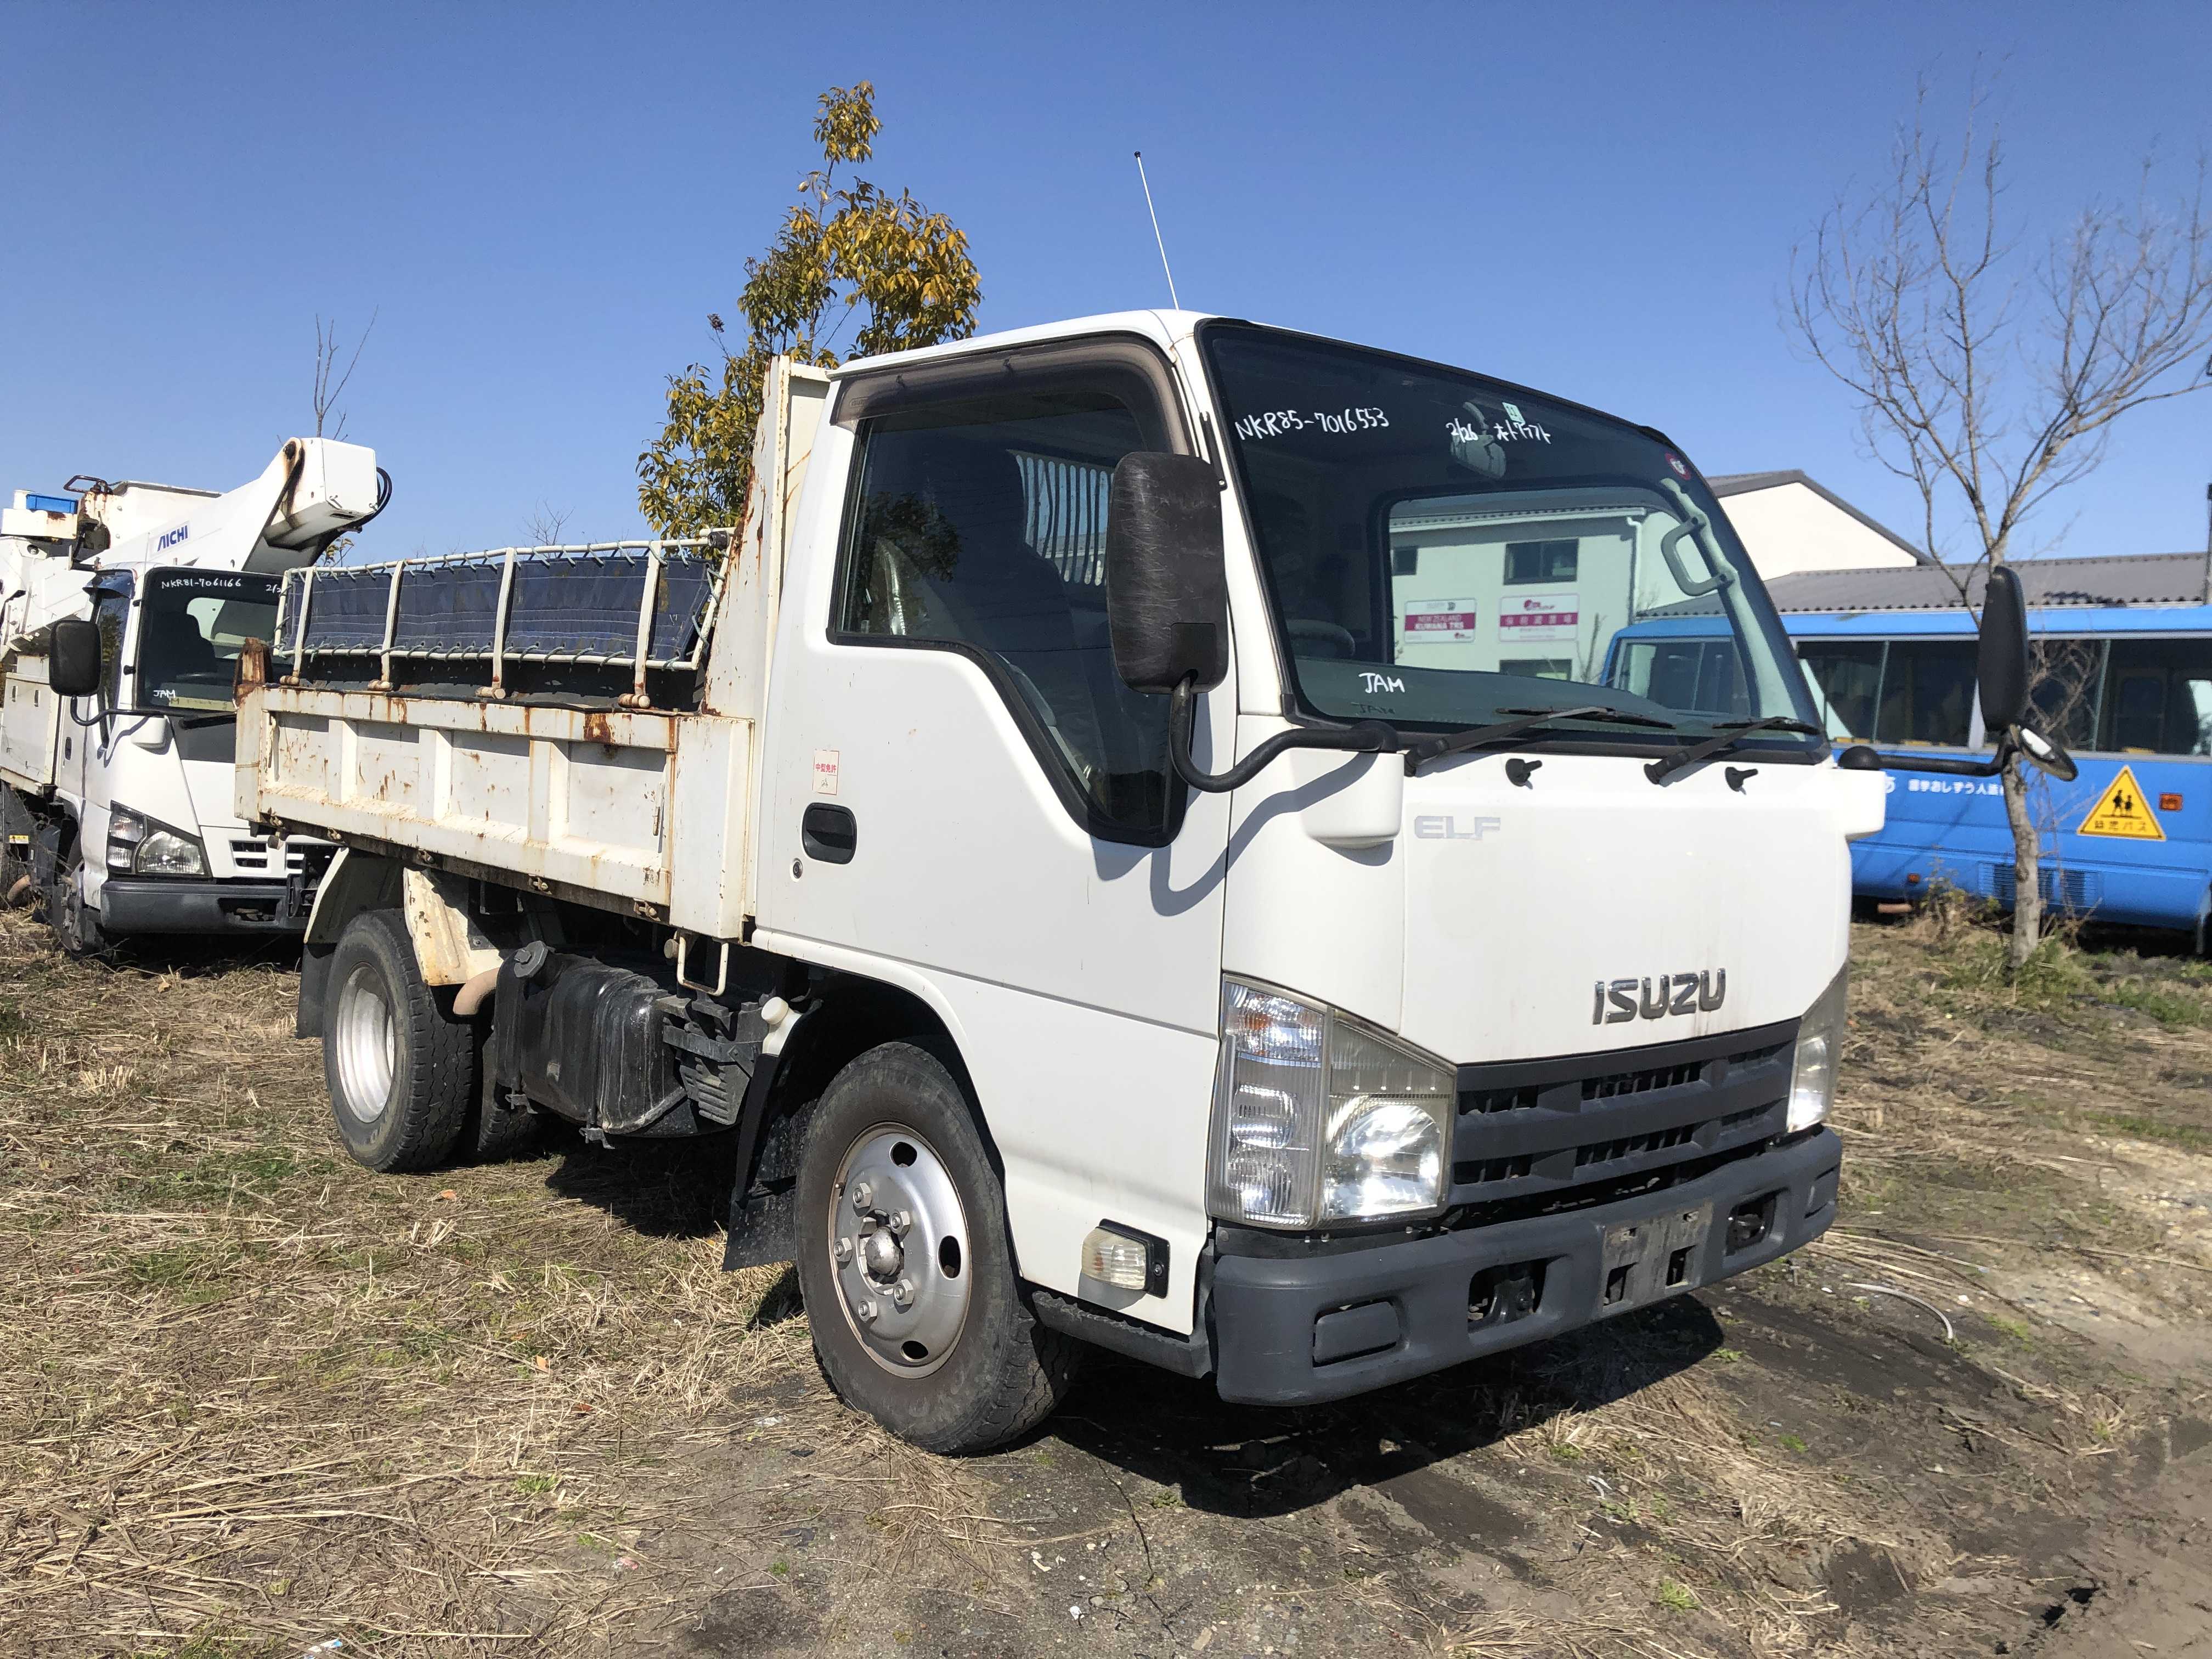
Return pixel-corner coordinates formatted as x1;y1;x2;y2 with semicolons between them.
2;901;2208;1658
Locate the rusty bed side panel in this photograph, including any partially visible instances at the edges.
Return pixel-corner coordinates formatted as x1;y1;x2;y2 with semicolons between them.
239;686;691;909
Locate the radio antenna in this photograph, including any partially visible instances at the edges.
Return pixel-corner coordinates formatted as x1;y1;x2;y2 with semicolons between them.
1133;150;1181;310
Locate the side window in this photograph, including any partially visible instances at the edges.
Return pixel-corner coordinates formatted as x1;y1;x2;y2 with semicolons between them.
1875;641;1976;746
92;585;131;709
837;385;1177;839
1503;538;1578;585
2025;637;2103;752
1798;642;1882;741
2098;639;2212;755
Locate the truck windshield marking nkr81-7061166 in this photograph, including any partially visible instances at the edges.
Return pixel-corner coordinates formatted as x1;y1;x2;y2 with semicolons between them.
1197;321;1823;766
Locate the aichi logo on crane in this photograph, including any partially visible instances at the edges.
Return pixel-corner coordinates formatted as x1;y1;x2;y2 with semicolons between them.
156;524;191;551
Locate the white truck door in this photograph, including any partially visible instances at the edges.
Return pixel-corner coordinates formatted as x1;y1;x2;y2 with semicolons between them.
752;338;1236;1328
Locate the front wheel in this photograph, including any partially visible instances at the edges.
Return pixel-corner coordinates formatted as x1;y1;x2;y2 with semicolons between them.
48;849;109;959
795;1042;1079;1454
323;908;475;1172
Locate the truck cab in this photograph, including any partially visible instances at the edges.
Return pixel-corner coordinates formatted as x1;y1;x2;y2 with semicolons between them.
2;442;380;950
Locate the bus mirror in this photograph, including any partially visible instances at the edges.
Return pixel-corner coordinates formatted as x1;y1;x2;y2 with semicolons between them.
1105;452;1227;695
47;618;102;697
1977;563;2030;734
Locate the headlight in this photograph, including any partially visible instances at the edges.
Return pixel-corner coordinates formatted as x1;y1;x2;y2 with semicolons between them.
106;808;146;873
136;828;206;876
1210;979;1455;1228
1787;964;1848;1132
108;809;205;877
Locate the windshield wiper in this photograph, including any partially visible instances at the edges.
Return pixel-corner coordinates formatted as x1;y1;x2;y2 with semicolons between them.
1403;705;1678;775
1643;715;1825;784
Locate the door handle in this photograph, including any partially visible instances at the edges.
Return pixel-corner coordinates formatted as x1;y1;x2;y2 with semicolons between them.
801;803;856;864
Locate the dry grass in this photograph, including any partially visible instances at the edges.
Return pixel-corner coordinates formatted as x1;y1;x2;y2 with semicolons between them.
4;900;2207;1658
0;915;1011;1655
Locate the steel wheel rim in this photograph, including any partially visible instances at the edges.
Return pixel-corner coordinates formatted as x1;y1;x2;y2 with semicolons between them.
333;963;397;1124
826;1122;972;1379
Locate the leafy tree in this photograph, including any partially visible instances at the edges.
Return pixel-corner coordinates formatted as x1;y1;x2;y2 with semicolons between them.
638;82;981;538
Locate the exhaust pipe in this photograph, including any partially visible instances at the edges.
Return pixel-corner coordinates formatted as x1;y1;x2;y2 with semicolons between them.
452;964;500;1018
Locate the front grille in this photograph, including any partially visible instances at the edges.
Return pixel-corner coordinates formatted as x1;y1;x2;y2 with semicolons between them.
1584;1059;1701;1100
229;838;313;874
1451;1020;1798;1210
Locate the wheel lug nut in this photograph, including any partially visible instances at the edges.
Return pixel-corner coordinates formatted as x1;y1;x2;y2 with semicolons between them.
855;1299;879;1324
888;1209;914;1237
850;1182;874;1211
890;1278;915;1309
833;1237;853;1266
856;1215;879;1237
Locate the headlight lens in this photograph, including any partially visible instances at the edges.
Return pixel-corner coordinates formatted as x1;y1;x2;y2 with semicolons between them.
1787;964;1848;1132
1211;980;1454;1228
108;809;205;877
106;808;146;873
136;828;206;876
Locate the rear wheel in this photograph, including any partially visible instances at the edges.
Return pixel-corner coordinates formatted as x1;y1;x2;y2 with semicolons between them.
795;1041;1079;1454
323;909;474;1171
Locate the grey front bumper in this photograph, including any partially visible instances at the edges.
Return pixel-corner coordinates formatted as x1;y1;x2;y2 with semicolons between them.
1210;1128;1841;1406
100;878;304;935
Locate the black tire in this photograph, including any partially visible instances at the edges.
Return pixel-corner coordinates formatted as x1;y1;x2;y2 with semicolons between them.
49;847;109;960
795;1041;1080;1454
321;909;474;1172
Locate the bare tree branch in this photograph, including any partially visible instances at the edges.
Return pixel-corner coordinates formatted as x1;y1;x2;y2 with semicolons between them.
523;502;572;548
312;310;379;441
1788;76;2212;968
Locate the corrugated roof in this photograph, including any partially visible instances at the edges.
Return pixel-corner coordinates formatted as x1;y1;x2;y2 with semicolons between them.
1760;553;2212;613
1706;469;1929;563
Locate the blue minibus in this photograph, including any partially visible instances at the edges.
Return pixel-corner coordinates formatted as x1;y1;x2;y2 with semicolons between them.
1609;593;2212;946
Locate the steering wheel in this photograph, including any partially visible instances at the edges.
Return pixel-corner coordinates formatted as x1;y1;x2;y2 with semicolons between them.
1288;618;1358;658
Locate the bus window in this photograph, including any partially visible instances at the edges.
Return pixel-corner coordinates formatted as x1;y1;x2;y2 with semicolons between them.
2100;639;2212;755
2025;637;2103;751
1799;642;1882;741
1613;640;1747;719
1875;641;1976;746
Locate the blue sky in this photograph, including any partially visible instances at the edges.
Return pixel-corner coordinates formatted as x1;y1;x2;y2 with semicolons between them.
4;2;2208;561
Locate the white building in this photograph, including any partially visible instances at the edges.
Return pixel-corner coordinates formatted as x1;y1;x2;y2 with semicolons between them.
1706;470;1927;577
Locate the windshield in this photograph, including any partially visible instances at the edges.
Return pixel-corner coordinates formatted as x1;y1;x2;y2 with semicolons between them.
1200;324;1819;748
138;570;280;715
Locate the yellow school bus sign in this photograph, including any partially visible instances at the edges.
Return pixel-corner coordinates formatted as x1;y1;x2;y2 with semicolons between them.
2077;766;2165;840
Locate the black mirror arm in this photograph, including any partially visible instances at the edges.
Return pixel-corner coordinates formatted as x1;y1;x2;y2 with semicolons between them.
1837;726;2080;780
1167;675;1398;794
1838;742;2008;777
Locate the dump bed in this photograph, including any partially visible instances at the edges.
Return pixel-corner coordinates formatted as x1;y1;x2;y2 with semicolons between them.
237;357;832;938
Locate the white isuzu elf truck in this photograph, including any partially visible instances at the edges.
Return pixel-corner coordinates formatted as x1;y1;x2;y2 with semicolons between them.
2;441;384;952
234;317;2069;1453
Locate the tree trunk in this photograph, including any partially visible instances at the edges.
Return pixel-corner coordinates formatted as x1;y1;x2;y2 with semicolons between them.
2002;755;2041;969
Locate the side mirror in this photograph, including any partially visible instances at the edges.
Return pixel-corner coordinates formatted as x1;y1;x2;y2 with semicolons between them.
2017;726;2079;783
47;617;103;698
1105;452;1227;695
1977;563;2030;734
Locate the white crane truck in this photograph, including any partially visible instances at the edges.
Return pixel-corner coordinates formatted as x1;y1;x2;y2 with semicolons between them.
234;317;2068;1453
2;441;385;951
